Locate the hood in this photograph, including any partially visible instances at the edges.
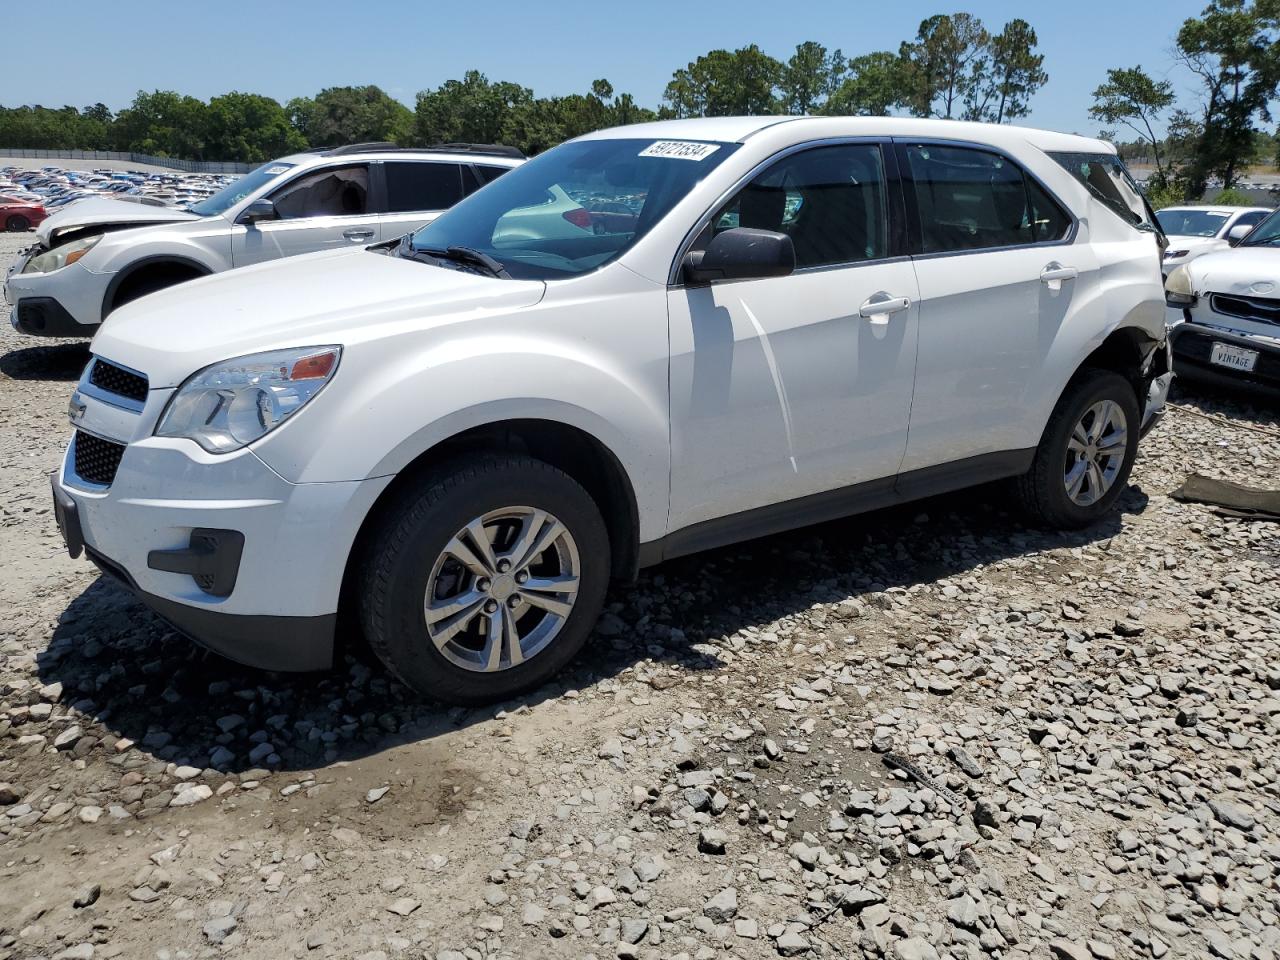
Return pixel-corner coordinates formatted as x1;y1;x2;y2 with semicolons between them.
36;196;199;245
1185;246;1280;296
90;248;547;388
1163;235;1223;251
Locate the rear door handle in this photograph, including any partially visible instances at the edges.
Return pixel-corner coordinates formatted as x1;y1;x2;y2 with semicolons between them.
343;228;375;242
1040;263;1078;287
858;294;911;325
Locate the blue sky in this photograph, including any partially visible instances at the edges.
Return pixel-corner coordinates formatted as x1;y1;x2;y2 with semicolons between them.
16;0;1212;136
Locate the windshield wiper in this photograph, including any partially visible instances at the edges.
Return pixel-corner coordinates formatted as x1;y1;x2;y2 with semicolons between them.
408;243;510;279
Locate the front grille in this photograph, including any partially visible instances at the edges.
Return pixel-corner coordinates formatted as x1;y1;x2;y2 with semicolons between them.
1210;293;1280;328
73;430;126;486
89;358;149;403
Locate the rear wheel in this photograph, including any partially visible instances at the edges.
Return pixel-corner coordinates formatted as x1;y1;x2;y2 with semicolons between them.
359;454;610;704
1016;369;1141;528
5;215;31;232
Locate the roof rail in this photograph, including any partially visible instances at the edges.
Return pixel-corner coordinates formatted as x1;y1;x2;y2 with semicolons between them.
321;142;404;156
428;142;526;159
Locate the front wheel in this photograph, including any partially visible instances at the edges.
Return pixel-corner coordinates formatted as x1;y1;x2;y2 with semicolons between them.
6;215;31;232
1015;369;1141;528
359;454;611;704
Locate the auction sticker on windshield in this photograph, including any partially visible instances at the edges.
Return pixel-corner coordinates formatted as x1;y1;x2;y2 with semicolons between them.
639;141;721;161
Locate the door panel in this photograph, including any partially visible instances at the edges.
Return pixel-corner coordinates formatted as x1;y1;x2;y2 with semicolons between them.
902;245;1095;470
668;261;920;531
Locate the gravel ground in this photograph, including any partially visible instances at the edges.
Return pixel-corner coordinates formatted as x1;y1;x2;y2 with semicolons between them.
1;228;1278;960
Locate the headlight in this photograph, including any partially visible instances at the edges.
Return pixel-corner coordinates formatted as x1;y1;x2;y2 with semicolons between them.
1164;265;1196;307
1163;249;1188;260
156;346;341;454
23;234;101;274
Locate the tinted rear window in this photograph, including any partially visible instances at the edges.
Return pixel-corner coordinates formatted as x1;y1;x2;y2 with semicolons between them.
384;161;465;213
1049;152;1155;233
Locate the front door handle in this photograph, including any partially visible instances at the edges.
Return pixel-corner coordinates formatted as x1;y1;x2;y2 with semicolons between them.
343;228;376;242
858;294;911;325
1040;262;1078;288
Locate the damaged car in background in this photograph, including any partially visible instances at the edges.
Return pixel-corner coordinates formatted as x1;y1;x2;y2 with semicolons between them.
1166;205;1280;394
5;143;523;337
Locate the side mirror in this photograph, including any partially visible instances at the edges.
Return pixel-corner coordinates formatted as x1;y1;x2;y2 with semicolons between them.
683;227;795;285
238;198;276;225
1227;223;1253;244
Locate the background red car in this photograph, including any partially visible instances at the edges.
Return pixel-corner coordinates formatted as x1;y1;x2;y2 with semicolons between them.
1;195;47;232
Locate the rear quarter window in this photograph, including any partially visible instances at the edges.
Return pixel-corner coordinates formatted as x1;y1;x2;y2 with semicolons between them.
1049;151;1155;234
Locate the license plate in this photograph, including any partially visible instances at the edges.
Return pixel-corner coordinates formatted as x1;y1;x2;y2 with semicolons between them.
1210;342;1258;372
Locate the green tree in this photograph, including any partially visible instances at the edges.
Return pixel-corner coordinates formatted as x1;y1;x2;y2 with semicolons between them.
780;41;846;114
899;13;990;119
825;52;905;116
979;19;1047;122
413;71;532;145
204;92;306;164
287;85;413;147
1089;66;1177;178
663;45;784;117
112;90;209;158
1176;0;1280;192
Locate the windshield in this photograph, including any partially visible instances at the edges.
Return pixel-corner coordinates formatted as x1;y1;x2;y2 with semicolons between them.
408;137;740;280
1155;208;1229;238
1240;208;1280;246
185;160;295;217
1049;152;1156;233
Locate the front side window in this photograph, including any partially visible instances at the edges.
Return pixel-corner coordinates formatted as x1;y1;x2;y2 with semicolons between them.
384;161;465;212
269;164;368;219
705;144;888;269
185;160;295;217
905;144;1071;254
1155;208;1229;238
1049;151;1155;234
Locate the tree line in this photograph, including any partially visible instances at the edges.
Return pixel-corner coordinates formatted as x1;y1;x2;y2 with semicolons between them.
0;12;1045;164
1089;0;1280;202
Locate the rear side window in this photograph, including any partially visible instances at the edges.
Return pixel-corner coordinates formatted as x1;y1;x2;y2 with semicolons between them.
903;144;1071;254
384;161;465;212
1233;210;1267;231
1048;151;1156;234
475;165;511;185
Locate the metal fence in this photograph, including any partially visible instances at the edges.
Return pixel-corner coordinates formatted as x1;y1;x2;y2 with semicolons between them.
0;148;253;174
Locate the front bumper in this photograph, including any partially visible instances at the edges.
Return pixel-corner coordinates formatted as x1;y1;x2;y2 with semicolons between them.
54;430;391;672
1169;321;1280;394
5;253;108;336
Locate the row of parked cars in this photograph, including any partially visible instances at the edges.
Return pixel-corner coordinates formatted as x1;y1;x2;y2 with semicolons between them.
1;164;238;216
0;118;1269;704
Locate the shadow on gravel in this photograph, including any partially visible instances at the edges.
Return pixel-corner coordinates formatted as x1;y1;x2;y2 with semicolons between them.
1169;378;1280;429
37;481;1149;777
0;341;90;381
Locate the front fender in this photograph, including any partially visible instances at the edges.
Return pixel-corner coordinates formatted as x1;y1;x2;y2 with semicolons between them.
88;224;232;277
253;292;672;542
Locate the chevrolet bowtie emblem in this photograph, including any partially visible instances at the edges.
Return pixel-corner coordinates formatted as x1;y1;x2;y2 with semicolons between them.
68;393;87;424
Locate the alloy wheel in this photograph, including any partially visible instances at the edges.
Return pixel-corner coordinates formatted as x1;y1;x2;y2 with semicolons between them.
423;506;580;672
1064;399;1128;506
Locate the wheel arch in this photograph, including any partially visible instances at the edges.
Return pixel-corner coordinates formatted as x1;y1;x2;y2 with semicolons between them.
101;254;212;319
342;417;644;616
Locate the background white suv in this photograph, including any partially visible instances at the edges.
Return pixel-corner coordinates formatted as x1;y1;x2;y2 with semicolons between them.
52;117;1170;704
1155;204;1272;277
5;143;523;337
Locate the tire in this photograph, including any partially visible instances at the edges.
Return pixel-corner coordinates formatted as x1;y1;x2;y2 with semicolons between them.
5;215;31;232
1015;369;1141;529
359;453;611;705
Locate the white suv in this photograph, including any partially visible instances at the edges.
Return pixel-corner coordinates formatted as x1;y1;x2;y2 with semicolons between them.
52;117;1171;704
6;143;523;337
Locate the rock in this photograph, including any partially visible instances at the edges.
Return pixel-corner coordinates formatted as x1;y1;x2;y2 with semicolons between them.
387;898;419;916
53;946;94;960
521;904;545;925
0;783;21;805
169;784;212;807
72;883;101;908
619;918;648;944
777;931;812;956
947;745;984;778
588;885;616;909
894;939;940;960
698;828;728;854
947;895;980;930
703;887;737;922
597;737;625;761
203;915;238;943
1208;799;1255;832
366;786;389;803
1049;941;1093;960
53;725;84;750
735;918;759;939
